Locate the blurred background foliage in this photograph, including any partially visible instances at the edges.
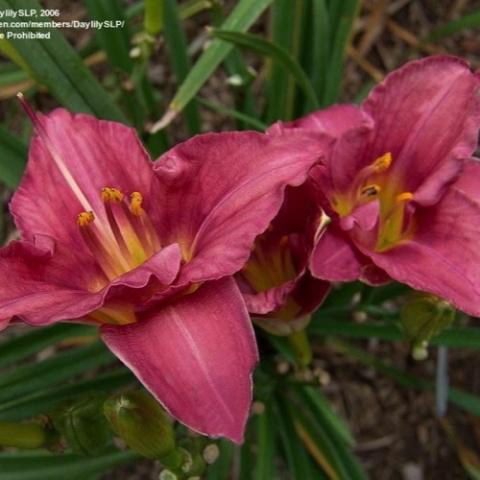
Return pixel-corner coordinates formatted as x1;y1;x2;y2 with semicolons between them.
0;0;479;479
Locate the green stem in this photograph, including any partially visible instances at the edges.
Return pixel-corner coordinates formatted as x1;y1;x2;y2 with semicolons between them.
160;447;190;473
0;420;48;449
288;330;312;367
144;0;163;36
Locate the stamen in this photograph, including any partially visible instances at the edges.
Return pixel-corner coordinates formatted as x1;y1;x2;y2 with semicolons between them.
396;192;414;203
130;192;145;216
101;187;124;203
360;184;381;198
77;211;95;227
372;152;392;173
78;218;124;280
102;187;147;267
129;192;161;254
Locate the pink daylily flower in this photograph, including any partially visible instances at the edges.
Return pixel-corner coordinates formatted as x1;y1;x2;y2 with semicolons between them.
0;100;325;442
277;56;480;315
236;184;330;335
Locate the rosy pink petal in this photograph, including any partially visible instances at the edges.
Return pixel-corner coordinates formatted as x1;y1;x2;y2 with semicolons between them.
365;161;480;315
0;241;103;326
267;104;371;139
0;240;182;327
153;130;330;284
310;226;365;282
11;109;159;267
101;278;258;443
363;56;480;204
241;280;297;315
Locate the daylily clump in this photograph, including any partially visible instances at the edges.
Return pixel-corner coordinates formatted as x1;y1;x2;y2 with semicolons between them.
280;56;480;315
0;97;326;442
2;54;480;447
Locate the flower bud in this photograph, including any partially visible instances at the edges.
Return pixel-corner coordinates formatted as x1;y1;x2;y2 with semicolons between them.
400;293;455;357
103;390;175;460
52;396;111;455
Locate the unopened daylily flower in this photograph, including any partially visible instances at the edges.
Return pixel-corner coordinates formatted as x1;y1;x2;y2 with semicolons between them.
0;97;325;442
277;56;480;315
236;185;330;335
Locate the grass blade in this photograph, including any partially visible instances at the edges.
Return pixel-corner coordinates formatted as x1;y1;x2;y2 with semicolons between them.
196;97;267;131
0;126;27;188
0;448;138;480
0;342;114;403
322;0;359;105
152;0;273;130
0;324;95;370
162;0;201;134
0;368;134;420
330;339;480;417
426;11;480;42
274;396;319;480
84;0;133;73
211;29;319;112
254;404;277;480
310;0;330;102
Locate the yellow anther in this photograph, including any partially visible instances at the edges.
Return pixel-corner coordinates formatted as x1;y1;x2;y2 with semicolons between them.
396;192;414;203
130;192;145;216
360;184;381;197
372;152;392;173
77;211;95;227
101;187;124;203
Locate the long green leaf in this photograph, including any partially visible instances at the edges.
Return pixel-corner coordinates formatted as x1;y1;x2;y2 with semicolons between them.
84;0;133;73
211;29;319;111
0;342;114;403
330;339;480;417
0;448;138;480
274;396;318;480
310;0;330;102
254;405;277;480
322;0;359;105
426;11;480;42
266;0;294;121
197;97;267;131
0;0;126;121
0;369;133;420
0;126;27;188
290;386;367;479
162;0;201;134
309;319;480;351
300;386;355;446
0;324;95;370
152;0;273;130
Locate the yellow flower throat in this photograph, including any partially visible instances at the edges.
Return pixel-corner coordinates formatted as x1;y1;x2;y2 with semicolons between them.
331;152;415;252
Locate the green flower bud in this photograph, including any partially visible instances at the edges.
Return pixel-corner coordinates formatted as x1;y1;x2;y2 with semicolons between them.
103;390;176;460
52;396;111;456
400;293;455;357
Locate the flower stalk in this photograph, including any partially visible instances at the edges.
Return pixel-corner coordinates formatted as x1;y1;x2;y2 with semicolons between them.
144;0;163;36
288;329;312;367
0;420;49;449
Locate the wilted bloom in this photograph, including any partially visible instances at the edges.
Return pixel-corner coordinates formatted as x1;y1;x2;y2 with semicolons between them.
277;56;480;315
236;184;330;335
0;98;324;442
